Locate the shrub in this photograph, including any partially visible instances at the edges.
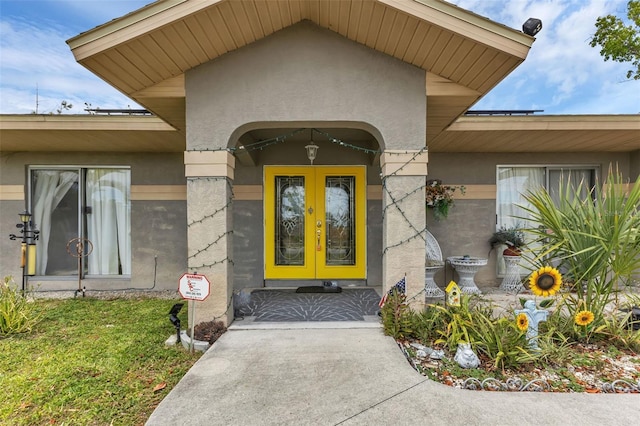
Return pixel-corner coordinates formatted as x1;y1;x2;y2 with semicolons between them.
0;276;41;336
470;311;531;371
380;290;413;339
409;304;447;343
429;294;478;352
191;320;227;345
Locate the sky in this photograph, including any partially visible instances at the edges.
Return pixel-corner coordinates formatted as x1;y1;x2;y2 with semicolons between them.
0;0;639;115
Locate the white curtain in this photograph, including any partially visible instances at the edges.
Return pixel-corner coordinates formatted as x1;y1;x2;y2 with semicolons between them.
86;169;131;275
549;169;592;204
32;170;78;274
496;167;545;274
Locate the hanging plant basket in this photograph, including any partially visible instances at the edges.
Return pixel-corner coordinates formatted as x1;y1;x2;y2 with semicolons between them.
425;179;465;220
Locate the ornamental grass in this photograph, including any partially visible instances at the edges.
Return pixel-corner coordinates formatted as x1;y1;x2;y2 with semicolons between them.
521;166;640;343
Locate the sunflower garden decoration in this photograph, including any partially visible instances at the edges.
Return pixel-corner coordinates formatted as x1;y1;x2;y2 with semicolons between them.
528;266;562;297
575;310;595;327
516;312;529;332
511;266;563;349
515;299;549;350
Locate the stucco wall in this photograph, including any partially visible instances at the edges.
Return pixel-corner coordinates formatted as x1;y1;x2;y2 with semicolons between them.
426;151;633;288
186;21;426;151
187;21;425;290
0;152;186;292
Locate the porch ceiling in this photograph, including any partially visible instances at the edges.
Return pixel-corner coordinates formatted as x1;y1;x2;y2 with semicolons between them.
428;115;640;152
67;0;534;139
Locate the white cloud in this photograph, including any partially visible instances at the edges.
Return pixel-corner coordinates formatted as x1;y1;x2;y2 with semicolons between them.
454;0;640;114
0;12;140;113
1;0;638;115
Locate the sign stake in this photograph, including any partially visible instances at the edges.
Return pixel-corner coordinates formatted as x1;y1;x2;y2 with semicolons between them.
177;272;211;353
189;299;195;354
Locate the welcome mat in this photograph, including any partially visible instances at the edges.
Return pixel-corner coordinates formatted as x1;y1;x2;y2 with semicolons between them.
243;288;380;322
295;286;342;293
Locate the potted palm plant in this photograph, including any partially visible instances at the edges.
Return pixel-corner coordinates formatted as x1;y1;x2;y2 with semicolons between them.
489;225;525;256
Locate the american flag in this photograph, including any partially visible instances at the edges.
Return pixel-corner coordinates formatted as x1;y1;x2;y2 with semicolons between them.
379;276;406;308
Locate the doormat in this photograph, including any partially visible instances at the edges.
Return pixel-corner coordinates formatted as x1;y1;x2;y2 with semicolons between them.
295;286;342;293
245;288;380;322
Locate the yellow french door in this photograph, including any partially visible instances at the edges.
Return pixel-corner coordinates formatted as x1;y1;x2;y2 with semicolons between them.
264;166;366;279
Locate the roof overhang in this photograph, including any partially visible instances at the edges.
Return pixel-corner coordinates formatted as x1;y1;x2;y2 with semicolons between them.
2;113;637;153
0;115;184;152
429;115;640;152
66;0;534;140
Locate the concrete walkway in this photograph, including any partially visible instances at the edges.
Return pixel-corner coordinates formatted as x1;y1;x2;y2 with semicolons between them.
146;326;638;426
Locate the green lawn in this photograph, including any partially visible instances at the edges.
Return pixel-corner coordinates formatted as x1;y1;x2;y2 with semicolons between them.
0;298;201;425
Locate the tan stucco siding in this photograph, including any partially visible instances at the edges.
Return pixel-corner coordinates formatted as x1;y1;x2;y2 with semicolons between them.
186;21;426;151
0;185;24;200
426;151;635;286
0;152;187;291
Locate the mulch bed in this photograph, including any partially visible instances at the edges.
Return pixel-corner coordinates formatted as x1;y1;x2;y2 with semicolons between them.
399;338;640;393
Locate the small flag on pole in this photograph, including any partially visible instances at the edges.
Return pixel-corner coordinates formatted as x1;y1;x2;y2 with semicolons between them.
379;276;407;308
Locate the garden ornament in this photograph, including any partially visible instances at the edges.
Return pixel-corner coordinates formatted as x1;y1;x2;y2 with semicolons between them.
454;342;480;368
515;300;548;350
410;342;433;358
429;349;446;360
445;281;461;307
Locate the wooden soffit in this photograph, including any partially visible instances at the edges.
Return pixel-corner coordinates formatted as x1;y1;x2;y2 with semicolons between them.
0;115;185;152
429;115;640;153
67;0;534;138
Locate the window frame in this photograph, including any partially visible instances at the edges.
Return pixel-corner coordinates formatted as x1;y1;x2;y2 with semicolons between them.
495;164;599;277
28;165;132;279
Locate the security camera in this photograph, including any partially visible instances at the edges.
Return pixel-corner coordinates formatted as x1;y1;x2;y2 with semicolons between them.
523;18;542;36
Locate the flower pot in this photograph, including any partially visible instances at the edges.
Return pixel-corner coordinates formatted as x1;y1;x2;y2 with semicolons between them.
502;246;521;256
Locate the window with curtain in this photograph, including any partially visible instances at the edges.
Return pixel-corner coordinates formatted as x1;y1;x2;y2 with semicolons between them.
30;167;131;277
496;166;596;275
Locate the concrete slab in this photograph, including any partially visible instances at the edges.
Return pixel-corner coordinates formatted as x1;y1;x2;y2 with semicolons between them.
146;328;423;425
229;315;381;330
146;327;639;426
340;379;640;425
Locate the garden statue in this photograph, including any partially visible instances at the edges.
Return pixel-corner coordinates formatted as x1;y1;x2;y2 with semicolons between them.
515;300;548;350
454;342;480;368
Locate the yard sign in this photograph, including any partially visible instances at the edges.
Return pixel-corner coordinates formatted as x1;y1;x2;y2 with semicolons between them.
178;273;210;301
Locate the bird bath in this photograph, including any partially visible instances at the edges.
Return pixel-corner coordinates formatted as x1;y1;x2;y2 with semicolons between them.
447;256;488;294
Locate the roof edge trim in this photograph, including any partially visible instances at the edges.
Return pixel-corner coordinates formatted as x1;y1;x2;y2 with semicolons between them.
67;0;221;60
0;114;178;131
403;0;534;56
449;114;640;131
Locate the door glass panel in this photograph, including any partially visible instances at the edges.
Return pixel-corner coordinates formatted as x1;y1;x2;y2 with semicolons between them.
32;169;79;275
275;176;305;265
325;176;355;265
85;169;131;275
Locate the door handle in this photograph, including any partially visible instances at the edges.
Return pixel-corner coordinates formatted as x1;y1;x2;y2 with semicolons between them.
316;229;322;251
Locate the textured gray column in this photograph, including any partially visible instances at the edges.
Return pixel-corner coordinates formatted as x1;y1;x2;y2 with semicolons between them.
380;151;428;306
184;151;235;326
